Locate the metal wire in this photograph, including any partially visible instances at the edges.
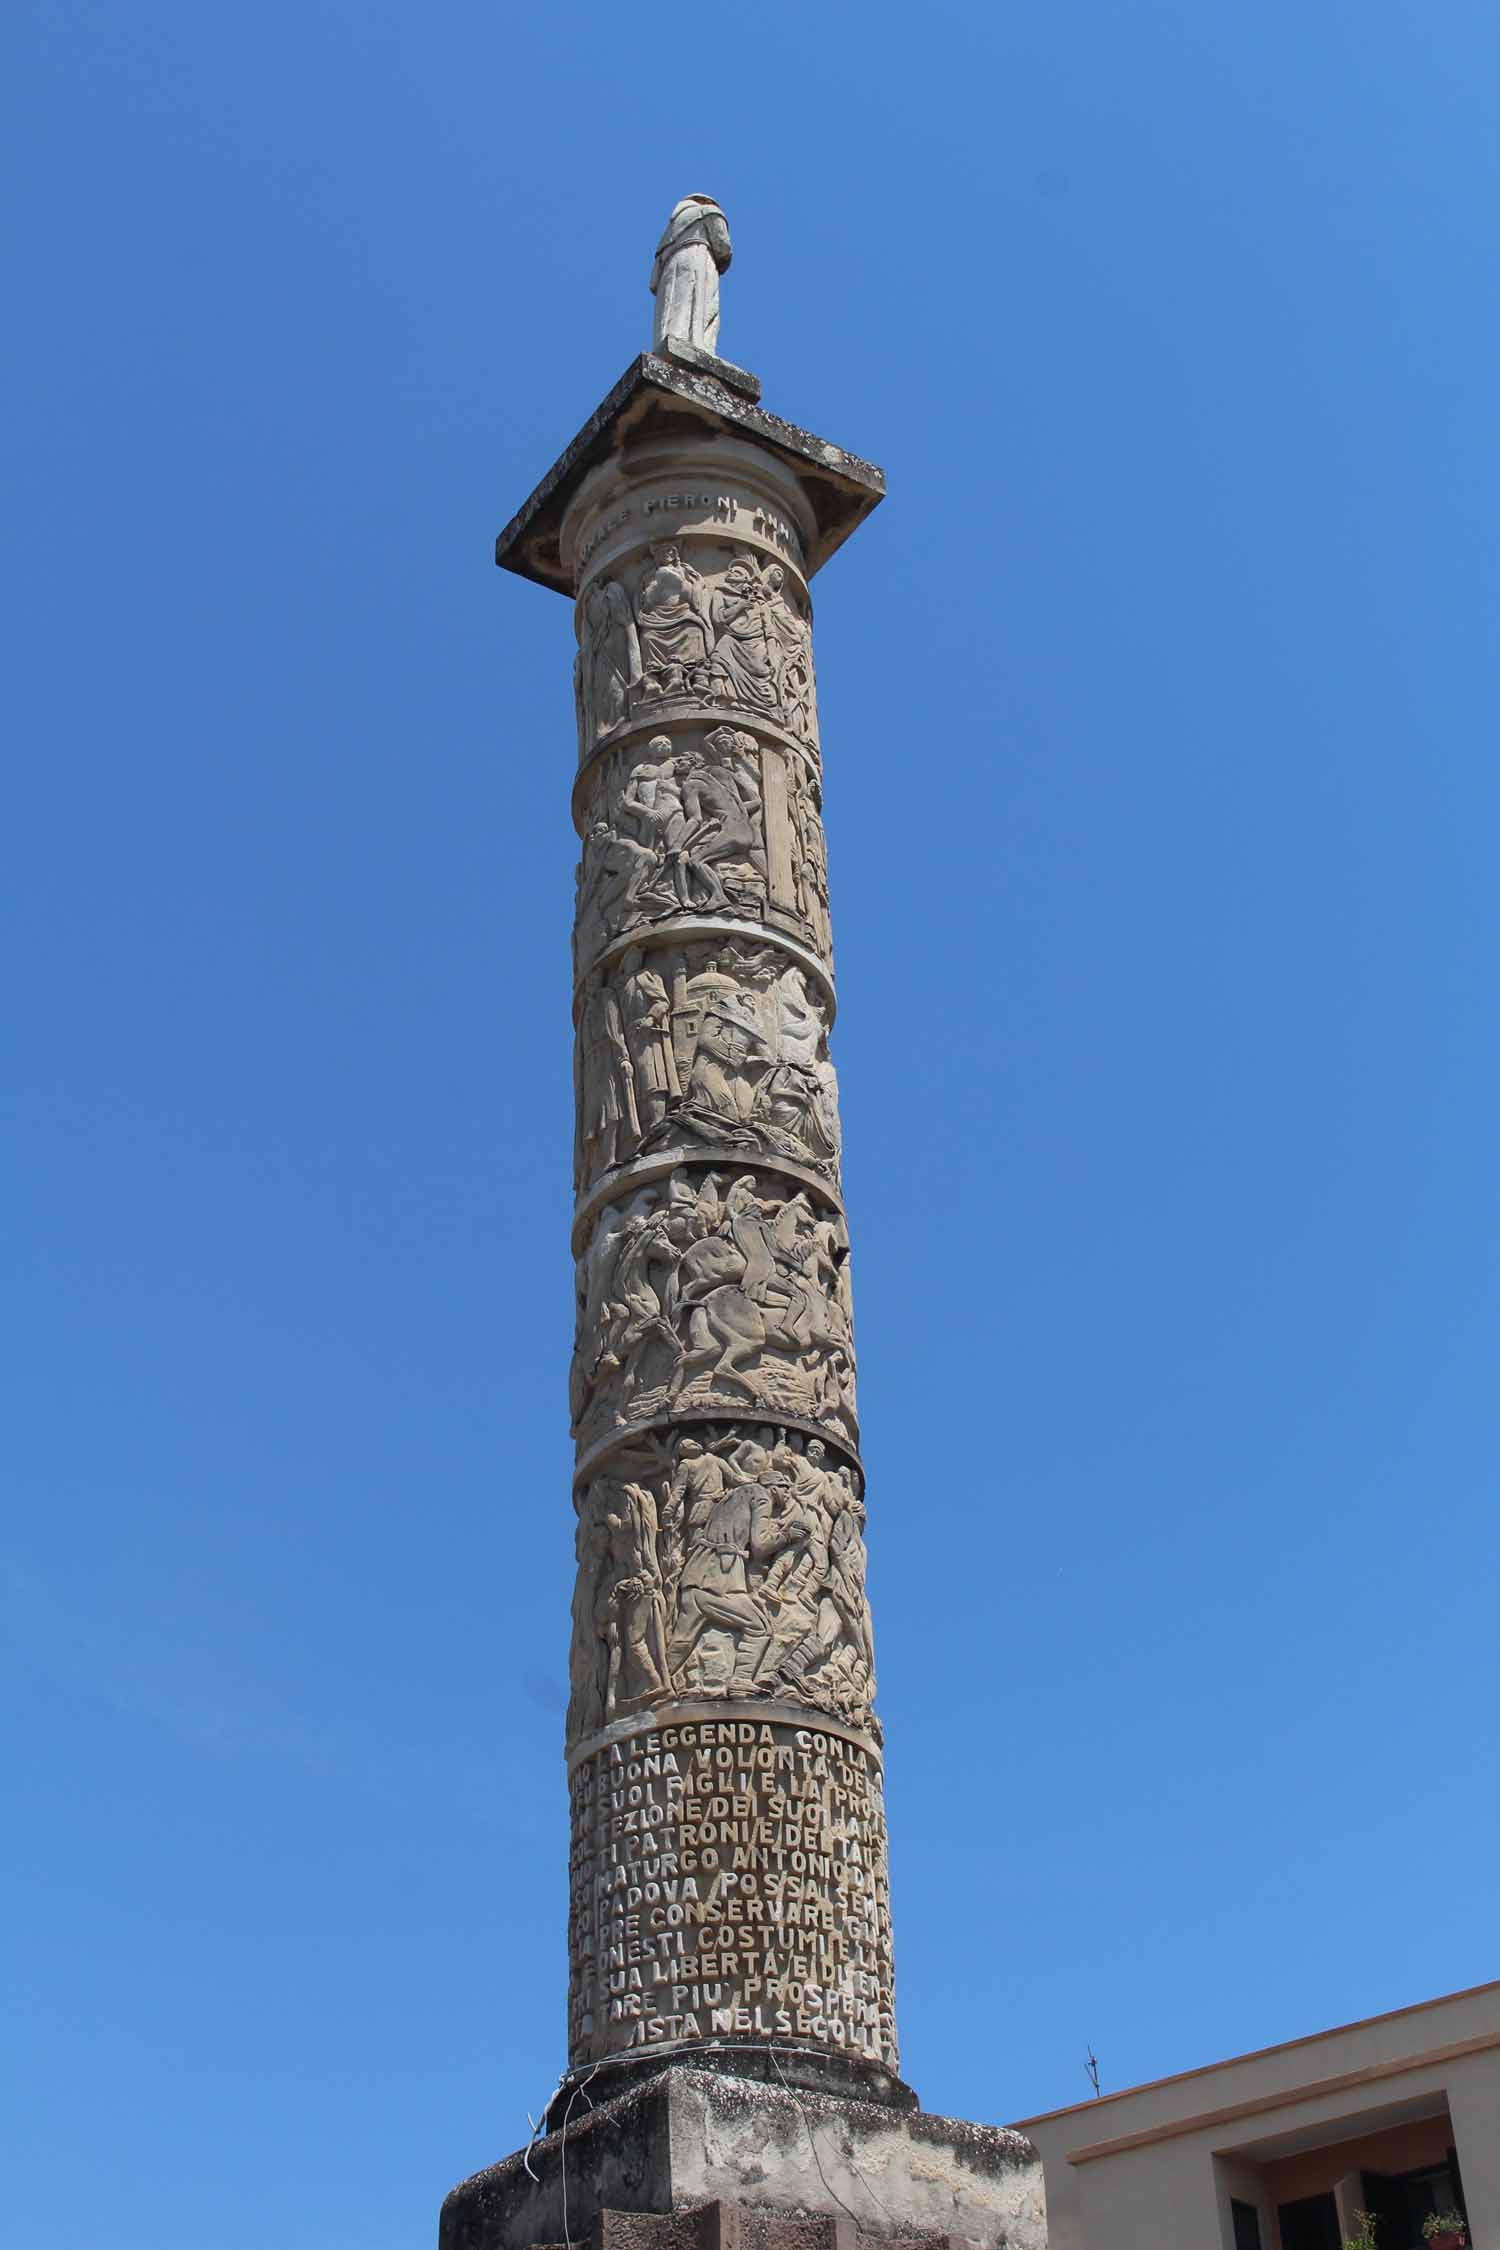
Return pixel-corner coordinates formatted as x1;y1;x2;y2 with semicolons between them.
766;2044;892;2228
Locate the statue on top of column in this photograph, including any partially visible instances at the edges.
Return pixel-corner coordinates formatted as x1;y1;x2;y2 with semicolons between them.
650;195;732;355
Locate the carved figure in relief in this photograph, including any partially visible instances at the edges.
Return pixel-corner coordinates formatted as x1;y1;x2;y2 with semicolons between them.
596;1480;669;1713
672;731;761;908
575;977;635;1179
663;1472;778;1688
649;195;732;356
577;816;670;944
616;948;679;1135
568;1478;671;1737
591;1200;682;1424
619;742;689;857
705;557;784;716
580;578;642;744
788;769;831;952
659;1435;725;1618
635;545;713;698
773;600;817;743
667;1171;783;1397
830;1473;876;1684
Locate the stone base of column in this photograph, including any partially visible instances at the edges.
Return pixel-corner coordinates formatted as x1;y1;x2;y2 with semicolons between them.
545;2045;919;2129
439;2068;1046;2250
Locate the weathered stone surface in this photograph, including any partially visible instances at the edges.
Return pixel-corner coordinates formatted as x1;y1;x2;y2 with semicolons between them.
658;336;762;403
439;2071;1046;2250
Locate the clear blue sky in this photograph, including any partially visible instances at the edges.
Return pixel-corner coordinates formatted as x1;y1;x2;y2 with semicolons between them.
5;4;1496;2244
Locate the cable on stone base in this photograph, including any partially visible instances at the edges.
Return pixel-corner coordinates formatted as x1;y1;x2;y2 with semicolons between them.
558;2058;601;2250
768;2044;894;2228
521;2070;567;2183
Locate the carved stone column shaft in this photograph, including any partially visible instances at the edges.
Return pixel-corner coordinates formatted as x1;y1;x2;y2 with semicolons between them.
495;343;897;2110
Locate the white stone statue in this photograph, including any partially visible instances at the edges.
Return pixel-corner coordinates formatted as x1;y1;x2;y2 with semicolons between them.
650;195;732;355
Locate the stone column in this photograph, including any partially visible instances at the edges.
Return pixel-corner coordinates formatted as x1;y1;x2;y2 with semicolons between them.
562;429;895;2107
492;341;902;2113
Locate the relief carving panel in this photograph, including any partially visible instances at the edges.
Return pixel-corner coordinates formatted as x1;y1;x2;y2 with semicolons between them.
575;540;818;757
567;1422;875;1745
574;727;832;971
569;1169;857;1454
574;939;840;1196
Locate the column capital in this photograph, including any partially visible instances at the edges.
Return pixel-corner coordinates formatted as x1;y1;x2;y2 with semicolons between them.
496;353;885;596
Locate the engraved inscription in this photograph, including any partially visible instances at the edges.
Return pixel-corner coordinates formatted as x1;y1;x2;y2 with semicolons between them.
567;1715;898;2071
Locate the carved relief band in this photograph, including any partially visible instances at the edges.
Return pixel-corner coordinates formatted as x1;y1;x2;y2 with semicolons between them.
573;725;832;977
574;940;840;1201
577;541;817;759
570;1166;857;1456
568;1420;875;1747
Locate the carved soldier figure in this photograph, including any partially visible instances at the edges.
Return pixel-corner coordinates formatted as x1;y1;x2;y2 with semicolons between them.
616;946;678;1134
764;1469;869;1701
576;974;635;1178
665;1472;779;1690
596;1480;669;1714
756;1468;833;1681
649;195;732;356
659;1436;729;1616
783;1435;840;1519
